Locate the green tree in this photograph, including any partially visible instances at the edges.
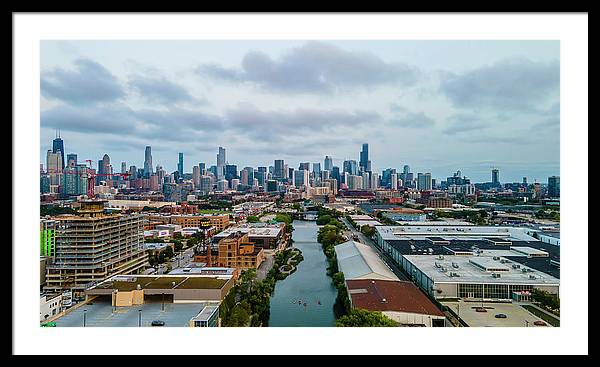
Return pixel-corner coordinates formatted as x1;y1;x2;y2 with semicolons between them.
336;309;398;327
173;240;183;252
247;215;260;223
361;225;376;238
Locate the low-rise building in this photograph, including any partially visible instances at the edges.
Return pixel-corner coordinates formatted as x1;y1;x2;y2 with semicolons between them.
346;279;446;327
40;293;62;321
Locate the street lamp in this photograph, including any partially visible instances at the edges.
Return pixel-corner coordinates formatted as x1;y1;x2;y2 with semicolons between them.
161;293;165;311
83;309;87;327
138;309;142;327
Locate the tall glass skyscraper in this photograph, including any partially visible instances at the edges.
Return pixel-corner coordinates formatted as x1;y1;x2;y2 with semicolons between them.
178;153;184;177
324;156;333;171
52;133;65;170
359;143;369;172
144;146;153;178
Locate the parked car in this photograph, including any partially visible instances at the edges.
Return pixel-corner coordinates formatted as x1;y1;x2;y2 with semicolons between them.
495;313;507;319
151;320;165;326
533;320;547;326
474;307;487;313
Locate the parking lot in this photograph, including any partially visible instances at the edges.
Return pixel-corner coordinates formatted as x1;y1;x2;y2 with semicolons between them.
441;300;552;327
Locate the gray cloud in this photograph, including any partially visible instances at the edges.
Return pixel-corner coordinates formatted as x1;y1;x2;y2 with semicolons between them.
41;58;125;105
41;103;137;134
128;74;202;105
443;114;488;135
196;41;418;94
389;111;435;129
440;58;559;112
223;103;382;139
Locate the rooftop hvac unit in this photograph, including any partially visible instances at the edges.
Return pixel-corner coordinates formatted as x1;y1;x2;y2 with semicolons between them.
452;262;459;268
492;273;501;278
493;256;500;260
522;268;529;273
529;275;536;280
438;255;444;260
434;262;440;268
512;264;521;269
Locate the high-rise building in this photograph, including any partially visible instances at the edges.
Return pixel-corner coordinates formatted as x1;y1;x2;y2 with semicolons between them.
46;150;62;186
121;161;127;174
371;172;379;191
66;153;77;168
294;170;310;188
417;172;432;191
359;143;369;172
299;162;310;171
199;162;206;176
523;177;528;185
216;179;228;192
192;166;201;187
274;159;285;180
178;153;184;177
492;168;500;186
313;163;321;177
225;164;238;183
266;180;278;192
217;147;226;179
52;132;65;171
391;173;398;190
343;160;358;176
44;201;148;294
324;156;333;171
548;176;560;198
348;175;362;190
61;164;89;197
240;169;249;186
144;146;153;178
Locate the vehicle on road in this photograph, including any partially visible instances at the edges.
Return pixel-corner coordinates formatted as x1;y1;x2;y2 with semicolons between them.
151;320;165;326
494;313;507;319
533;320;547;326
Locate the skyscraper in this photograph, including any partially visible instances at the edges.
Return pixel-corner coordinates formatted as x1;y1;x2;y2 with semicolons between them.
217;147;226;179
199;162;206;176
66;153;77;168
46;150;62;186
313;162;321;176
359;143;369;172
324;156;333;171
548;176;560;198
274;159;285;179
178;153;184;177
144;146;153;178
417;172;432;191
343;160;358;175
492;168;500;186
52;132;65;171
299;162;310;171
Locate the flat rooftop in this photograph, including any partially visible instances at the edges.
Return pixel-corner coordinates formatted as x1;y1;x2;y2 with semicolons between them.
213;224;282;239
91;275;228;291
53;300;217;327
376;225;537;242
347;279;445;317
404;255;560;286
441;300;554;327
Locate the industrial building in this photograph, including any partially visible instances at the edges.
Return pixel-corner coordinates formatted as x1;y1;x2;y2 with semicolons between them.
346;279;446;327
401;254;559;301
334;241;399;281
44;201;149;297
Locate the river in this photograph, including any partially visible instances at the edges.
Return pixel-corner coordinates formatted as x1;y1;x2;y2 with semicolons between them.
268;220;337;327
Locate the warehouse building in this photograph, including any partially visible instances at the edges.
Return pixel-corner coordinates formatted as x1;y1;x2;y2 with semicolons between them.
400;254;559;301
334;241;399;281
346;279;446;327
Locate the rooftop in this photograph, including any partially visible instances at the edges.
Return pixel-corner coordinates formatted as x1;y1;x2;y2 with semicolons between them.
346;279;445;317
334;241;399;281
91;275;229;291
52;300;217;327
403;255;560;286
376;225;537;242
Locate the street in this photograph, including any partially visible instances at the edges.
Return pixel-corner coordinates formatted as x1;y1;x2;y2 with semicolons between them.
340;217;409;281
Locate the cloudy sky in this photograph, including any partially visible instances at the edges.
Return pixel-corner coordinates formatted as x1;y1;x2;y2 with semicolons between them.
40;40;559;182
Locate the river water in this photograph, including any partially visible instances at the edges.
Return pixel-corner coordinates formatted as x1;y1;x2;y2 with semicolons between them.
268;220;337;327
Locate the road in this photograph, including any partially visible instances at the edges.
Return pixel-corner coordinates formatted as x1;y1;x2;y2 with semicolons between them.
256;250;275;281
340;217;409;281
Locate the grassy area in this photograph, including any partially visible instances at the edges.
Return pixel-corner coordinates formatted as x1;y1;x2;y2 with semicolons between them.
522;305;560;327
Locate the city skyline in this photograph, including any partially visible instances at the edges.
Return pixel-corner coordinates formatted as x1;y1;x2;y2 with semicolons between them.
40;40;559;182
